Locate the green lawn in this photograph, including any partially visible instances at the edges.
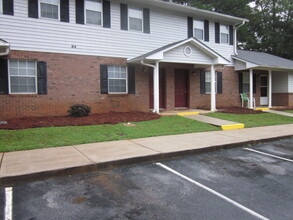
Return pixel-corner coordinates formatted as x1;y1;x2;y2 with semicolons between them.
0;116;219;152
206;112;293;128
284;110;293;113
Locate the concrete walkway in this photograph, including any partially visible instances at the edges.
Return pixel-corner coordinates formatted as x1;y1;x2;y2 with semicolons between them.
182;114;245;130
1;124;293;185
264;110;293;117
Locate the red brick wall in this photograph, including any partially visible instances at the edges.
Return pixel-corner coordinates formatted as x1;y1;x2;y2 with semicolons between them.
272;93;289;106
0;50;149;120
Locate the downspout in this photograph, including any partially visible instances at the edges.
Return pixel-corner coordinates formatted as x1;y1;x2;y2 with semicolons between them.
234;21;246;55
140;60;160;114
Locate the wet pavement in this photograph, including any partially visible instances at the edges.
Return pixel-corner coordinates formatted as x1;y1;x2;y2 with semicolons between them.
1;138;293;220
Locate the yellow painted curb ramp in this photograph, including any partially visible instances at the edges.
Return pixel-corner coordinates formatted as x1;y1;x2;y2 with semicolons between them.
221;124;245;130
177;112;199;116
255;108;270;111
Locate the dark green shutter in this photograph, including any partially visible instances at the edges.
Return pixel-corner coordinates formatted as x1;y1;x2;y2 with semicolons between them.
239;73;243;93
75;0;84;24
37;61;47;94
60;0;69;22
28;0;38;18
217;72;222;94
200;71;205;94
3;0;14;15
120;3;128;30
103;0;111;28
143;8;150;34
128;66;135;94
215;22;220;43
204;20;209;42
229;25;234;45
0;59;8;95
187;16;193;38
100;65;108;94
253;74;256;94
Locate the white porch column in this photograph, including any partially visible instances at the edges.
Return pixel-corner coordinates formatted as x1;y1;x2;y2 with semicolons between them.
249;68;254;108
210;65;216;111
268;70;272;108
153;61;160;113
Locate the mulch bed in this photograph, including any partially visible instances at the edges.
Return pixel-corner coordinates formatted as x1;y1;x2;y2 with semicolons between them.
0;112;161;130
217;107;263;114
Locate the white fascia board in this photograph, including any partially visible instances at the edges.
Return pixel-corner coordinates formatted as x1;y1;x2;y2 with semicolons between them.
214;57;230;65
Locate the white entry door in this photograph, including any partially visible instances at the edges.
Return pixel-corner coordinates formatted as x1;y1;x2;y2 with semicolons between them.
260;75;268;105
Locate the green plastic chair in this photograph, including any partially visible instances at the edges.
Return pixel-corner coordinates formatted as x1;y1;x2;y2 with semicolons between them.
240;93;255;108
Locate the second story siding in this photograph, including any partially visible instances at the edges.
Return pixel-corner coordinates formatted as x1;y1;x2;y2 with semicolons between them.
0;0;237;61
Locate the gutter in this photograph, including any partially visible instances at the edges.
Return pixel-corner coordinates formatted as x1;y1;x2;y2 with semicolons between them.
0;39;10;56
234;21;246;55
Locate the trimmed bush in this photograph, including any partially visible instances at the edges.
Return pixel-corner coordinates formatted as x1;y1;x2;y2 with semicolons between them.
68;104;91;117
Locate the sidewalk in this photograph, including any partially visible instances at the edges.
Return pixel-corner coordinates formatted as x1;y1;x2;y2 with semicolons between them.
1;124;293;185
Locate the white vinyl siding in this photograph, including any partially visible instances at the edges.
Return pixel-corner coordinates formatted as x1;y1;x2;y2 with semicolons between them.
40;0;60;20
85;0;102;26
205;71;217;94
193;19;204;40
128;6;143;32
108;65;127;94
0;0;235;61
242;72;249;93
8;60;37;94
220;24;229;44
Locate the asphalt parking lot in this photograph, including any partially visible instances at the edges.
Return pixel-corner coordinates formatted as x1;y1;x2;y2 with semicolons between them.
1;138;293;220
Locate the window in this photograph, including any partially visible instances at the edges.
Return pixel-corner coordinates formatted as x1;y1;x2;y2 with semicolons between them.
129;6;143;32
0;0;3;14
85;0;102;25
108;65;127;93
220;24;229;44
193;19;204;40
8;60;37;94
205;71;217;94
242;73;249;93
40;0;60;20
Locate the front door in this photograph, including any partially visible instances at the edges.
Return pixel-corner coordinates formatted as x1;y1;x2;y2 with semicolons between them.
175;69;189;108
260;75;268;105
149;68;166;109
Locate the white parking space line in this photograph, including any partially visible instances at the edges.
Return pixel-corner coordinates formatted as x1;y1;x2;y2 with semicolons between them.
156;162;270;220
243;148;293;163
5;187;13;220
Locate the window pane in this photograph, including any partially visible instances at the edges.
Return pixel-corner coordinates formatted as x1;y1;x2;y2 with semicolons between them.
27;68;36;76
205;82;211;93
9;60;18;68
205;72;211;82
19;61;26;68
221;33;229;44
129;17;142;31
242;73;249;83
129;7;142;19
9;68;19;76
19;68;27;75
86;10;101;25
27;61;35;69
41;3;58;19
10;76;36;93
194;29;203;40
243;83;249;93
194;19;204;29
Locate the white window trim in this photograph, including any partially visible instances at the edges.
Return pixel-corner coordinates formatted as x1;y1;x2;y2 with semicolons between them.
0;0;3;14
205;71;217;94
84;0;103;26
39;0;61;21
8;60;38;95
220;24;229;44
128;6;143;32
193;19;204;40
108;66;128;94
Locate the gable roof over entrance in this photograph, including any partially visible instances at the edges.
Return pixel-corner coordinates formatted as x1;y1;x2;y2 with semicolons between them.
233;50;293;71
128;38;230;65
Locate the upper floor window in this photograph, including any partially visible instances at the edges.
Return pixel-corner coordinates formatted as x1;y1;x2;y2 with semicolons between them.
40;0;60;20
8;60;37;94
85;0;102;25
220;24;229;44
193;19;204;40
128;6;143;32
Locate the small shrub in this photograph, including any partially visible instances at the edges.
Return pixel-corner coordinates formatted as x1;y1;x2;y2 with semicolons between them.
68;104;91;117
